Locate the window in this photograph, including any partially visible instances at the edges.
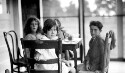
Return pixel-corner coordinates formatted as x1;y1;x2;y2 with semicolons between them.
123;0;125;58
42;0;79;37
84;0;118;58
0;0;2;14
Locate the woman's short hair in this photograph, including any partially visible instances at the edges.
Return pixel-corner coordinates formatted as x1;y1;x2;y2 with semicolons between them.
89;21;103;31
43;19;57;34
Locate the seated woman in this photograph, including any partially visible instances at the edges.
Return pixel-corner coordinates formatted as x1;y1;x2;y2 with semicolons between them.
24;17;76;73
77;21;116;73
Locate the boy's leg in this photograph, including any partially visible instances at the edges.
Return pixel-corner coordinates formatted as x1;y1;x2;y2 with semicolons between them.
77;62;87;72
68;67;76;73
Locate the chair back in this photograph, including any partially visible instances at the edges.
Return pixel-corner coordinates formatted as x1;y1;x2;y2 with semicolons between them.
103;32;115;73
104;33;110;68
5;69;10;73
21;38;62;73
3;30;22;72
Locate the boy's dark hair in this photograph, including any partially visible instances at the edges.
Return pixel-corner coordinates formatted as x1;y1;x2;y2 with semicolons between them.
24;16;42;36
43;19;57;34
89;21;103;31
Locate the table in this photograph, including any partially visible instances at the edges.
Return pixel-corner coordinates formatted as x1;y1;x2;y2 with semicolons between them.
62;38;82;73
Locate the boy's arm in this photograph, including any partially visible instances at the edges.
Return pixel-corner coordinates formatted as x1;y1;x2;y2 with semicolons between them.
99;39;105;73
84;54;90;70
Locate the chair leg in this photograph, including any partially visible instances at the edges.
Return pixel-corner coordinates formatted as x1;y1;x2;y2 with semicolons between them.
27;66;30;73
65;50;70;60
5;69;10;73
106;70;108;73
18;65;20;73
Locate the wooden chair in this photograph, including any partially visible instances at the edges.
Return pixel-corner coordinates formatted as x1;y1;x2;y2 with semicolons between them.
21;38;62;73
5;69;10;73
3;30;29;73
102;31;116;73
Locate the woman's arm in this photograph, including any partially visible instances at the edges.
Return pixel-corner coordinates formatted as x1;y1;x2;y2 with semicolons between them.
61;59;72;67
34;51;48;61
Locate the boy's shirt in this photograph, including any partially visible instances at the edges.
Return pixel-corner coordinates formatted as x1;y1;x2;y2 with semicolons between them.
85;36;105;71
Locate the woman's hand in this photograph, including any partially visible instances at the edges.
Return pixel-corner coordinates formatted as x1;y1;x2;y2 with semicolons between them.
95;70;101;73
61;59;72;67
65;61;72;67
36;34;43;39
34;52;47;61
34;52;41;61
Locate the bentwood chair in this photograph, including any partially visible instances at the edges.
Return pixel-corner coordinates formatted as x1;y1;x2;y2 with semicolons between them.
5;69;10;73
3;30;29;73
103;31;116;73
21;38;62;73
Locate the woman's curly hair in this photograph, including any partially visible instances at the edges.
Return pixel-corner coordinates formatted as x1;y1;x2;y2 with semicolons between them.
24;16;43;36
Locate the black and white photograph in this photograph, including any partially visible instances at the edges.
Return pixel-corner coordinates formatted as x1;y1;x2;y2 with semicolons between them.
0;0;125;73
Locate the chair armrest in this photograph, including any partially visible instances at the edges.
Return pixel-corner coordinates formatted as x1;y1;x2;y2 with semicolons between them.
78;71;95;73
35;58;58;64
27;58;58;64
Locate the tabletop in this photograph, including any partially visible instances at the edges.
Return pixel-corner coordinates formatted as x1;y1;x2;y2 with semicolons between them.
62;38;82;44
62;38;82;50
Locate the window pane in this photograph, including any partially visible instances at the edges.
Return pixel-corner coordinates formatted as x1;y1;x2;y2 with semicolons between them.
43;17;79;36
123;16;125;58
0;0;2;14
84;0;117;16
42;0;78;17
123;0;125;15
122;0;125;58
42;0;79;36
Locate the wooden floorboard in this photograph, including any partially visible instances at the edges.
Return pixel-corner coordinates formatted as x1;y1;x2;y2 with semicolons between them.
0;60;125;73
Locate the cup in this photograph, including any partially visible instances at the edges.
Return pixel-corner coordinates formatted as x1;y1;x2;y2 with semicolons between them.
68;35;73;41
